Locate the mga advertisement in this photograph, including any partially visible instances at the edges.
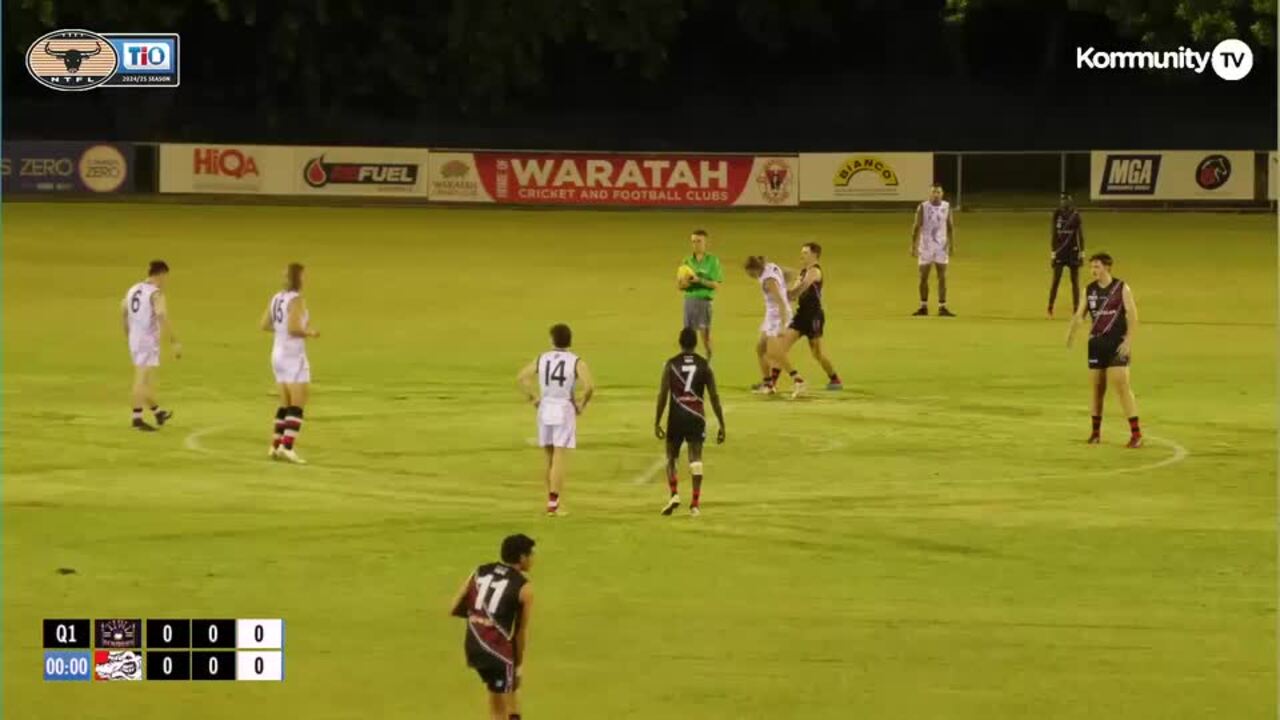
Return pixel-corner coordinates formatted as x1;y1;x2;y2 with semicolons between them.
1091;150;1255;200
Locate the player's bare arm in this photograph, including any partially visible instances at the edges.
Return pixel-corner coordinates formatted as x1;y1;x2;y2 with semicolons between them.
259;306;273;332
654;366;671;439
287;297;318;339
706;367;726;444
153;291;182;359
1066;297;1089;347
910;205;922;256
575;359;595;414
790;265;821;301
765;278;791;323
514;583;533;671
1118;284;1138;357
946;213;955;255
448;574;472;617
516;362;539;406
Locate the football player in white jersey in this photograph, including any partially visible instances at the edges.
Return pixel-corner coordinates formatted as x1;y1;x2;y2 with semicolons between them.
260;263;319;464
743;255;802;393
910;184;957;317
121;260;180;431
517;324;595;517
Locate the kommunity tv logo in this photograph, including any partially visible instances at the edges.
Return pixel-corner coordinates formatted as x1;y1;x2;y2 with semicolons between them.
1076;39;1253;81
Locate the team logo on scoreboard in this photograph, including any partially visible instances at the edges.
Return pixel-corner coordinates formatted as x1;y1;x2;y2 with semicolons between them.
1195;154;1232;190
94;650;142;681
95;618;140;648
25;29;180;91
755;158;794;205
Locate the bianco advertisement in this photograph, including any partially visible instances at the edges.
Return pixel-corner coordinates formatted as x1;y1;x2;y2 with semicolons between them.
799;153;934;202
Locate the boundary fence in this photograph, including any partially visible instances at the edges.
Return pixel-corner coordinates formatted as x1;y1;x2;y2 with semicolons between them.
2;142;1275;211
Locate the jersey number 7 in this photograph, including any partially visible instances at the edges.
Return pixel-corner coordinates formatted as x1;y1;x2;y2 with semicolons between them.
679;363;697;392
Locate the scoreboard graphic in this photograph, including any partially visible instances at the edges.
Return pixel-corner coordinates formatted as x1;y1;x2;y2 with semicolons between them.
43;618;284;681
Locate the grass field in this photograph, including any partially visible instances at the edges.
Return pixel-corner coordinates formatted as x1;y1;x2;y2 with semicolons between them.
2;202;1275;719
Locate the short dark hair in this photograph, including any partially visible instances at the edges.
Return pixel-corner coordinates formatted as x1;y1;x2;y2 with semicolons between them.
1089;252;1113;267
550;323;572;348
691;229;708;238
500;534;535;564
802;242;822;257
679;327;698;351
931;184;944;191
744;255;765;272
286;262;305;291
148;260;170;276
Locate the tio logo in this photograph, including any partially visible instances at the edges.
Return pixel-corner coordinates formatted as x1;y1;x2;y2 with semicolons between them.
120;42;171;70
194;148;259;179
1211;39;1252;81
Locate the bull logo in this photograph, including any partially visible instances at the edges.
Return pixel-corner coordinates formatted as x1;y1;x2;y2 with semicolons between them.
45;40;101;73
26;29;118;91
756;158;793;205
1195;154;1232;190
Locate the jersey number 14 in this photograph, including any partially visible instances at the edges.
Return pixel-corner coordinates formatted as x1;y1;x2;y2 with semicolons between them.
544;360;567;387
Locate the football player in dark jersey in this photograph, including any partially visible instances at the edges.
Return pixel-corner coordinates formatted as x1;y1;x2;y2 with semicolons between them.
1048;193;1085;317
450;534;536;720
1067;253;1142;448
655;327;725;516
771;242;843;396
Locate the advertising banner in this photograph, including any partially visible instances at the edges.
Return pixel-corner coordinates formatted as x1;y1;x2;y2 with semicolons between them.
429;152;798;207
2;141;133;193
292;146;429;197
1269;151;1277;201
160;144;292;194
799;153;934;202
1091;150;1255;200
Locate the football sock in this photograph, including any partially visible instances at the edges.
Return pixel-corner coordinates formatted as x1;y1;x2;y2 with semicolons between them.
1128;416;1141;435
691;474;702;507
150;404;161;416
1091;415;1102;434
548;492;559;510
769;368;781;386
667;470;678;496
131;407;143;421
789;369;801;383
829;373;840;383
272;407;288;448
282;406;303;449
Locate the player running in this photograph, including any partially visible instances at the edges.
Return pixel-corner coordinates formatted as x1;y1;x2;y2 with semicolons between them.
654;327;726;517
769;243;843;396
911;184;956;317
677;229;723;360
261;263;319;464
450;534;535;720
121;260;180;431
1067;253;1143;448
517;324;595;516
743;255;798;391
1048;193;1085;317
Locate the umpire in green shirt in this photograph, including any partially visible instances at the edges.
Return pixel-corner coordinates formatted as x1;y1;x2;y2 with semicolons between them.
679;229;724;360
